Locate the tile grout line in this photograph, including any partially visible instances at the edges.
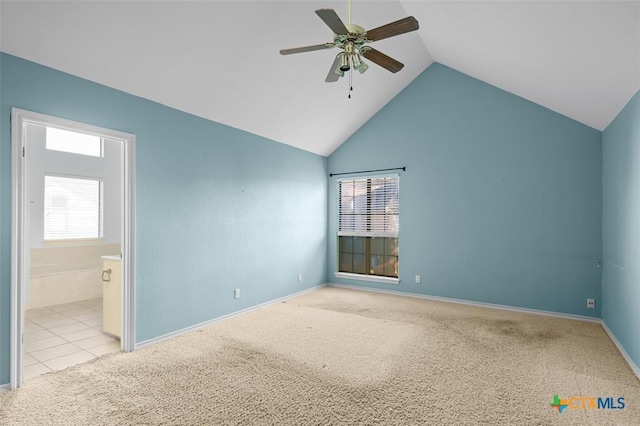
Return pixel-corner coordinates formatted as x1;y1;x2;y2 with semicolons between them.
23;298;119;380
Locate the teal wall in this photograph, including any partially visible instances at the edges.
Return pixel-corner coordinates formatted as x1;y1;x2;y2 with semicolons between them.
328;63;603;317
3;53;636;385
0;53;328;384
602;88;640;369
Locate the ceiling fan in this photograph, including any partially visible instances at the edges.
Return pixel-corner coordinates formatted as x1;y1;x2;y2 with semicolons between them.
280;5;419;83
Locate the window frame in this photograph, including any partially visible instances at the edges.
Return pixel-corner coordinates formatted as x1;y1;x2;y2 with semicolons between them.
335;174;400;285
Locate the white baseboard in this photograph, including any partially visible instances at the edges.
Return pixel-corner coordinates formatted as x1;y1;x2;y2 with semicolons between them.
328;283;601;323
600;321;640;380
329;283;640;380
136;282;640;383
136;284;327;349
0;383;10;394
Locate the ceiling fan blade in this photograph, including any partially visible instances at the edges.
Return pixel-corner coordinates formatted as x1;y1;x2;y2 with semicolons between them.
366;16;419;41
280;43;334;55
361;48;404;73
315;9;349;35
325;55;342;83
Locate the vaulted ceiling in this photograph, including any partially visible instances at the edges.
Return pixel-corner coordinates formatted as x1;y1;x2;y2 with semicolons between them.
1;1;639;156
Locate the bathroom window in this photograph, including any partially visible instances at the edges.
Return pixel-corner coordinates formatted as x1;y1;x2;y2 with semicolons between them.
338;176;399;279
46;126;102;157
44;175;103;240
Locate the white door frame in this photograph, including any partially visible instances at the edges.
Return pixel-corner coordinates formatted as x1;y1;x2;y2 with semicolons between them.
10;108;136;389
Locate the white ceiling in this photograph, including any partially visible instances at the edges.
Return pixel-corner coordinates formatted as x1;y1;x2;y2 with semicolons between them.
1;1;639;156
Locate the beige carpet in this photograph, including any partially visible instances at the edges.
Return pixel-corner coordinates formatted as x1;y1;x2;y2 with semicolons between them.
1;286;638;425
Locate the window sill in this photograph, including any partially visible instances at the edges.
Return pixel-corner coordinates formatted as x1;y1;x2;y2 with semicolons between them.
334;272;400;285
42;238;106;246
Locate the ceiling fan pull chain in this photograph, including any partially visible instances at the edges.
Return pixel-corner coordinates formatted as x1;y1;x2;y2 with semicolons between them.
350;67;353;93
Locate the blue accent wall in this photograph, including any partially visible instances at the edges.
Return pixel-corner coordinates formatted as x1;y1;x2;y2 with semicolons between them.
0;53;328;384
602;88;640;369
328;63;603;318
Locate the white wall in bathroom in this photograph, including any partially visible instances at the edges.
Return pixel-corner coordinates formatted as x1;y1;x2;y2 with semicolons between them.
24;123;122;308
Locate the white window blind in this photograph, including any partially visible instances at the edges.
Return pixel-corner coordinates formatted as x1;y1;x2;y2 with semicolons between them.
44;175;103;240
338;176;399;237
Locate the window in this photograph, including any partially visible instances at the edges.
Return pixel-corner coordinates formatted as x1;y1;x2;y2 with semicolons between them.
44;175;103;240
338;176;399;279
46;127;102;157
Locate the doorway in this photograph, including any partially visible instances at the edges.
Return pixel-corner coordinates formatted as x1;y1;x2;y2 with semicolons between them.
10;109;136;389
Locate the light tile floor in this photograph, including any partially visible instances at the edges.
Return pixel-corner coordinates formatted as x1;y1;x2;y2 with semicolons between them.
24;298;120;381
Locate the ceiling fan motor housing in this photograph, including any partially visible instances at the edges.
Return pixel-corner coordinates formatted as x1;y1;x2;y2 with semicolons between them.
333;24;368;50
345;24;366;35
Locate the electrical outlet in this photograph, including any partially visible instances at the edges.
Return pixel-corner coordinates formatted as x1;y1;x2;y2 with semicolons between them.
298;273;302;282
234;289;240;299
587;298;595;309
415;275;421;283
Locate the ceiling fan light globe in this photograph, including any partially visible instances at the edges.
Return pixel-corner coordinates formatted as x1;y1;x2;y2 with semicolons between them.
352;53;365;70
357;62;369;74
339;52;350;72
